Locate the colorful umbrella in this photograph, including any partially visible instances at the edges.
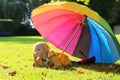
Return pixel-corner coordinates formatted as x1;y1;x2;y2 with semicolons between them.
31;2;120;63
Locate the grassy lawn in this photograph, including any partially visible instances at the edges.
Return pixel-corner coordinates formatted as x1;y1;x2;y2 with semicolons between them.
0;35;120;80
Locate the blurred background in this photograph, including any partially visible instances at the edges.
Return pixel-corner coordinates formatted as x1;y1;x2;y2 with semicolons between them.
0;0;120;36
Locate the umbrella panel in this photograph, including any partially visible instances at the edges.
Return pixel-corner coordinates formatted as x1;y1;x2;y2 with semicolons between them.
73;23;90;59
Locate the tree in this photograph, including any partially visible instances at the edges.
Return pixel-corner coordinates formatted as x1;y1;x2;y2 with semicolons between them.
0;0;51;35
0;0;26;34
0;0;119;36
110;0;120;25
89;0;115;22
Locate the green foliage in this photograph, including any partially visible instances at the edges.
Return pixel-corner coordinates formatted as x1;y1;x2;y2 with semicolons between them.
110;0;120;25
89;0;115;21
0;36;120;80
0;0;50;35
30;0;50;8
50;0;90;5
0;0;26;34
0;0;120;36
76;0;90;5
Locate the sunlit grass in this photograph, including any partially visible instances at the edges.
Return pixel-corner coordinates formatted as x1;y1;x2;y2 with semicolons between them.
0;36;120;80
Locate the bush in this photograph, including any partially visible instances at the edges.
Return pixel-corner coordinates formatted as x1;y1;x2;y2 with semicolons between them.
13;24;40;36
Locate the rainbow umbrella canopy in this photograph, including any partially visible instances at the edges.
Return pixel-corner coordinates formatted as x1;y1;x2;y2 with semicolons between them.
31;2;120;63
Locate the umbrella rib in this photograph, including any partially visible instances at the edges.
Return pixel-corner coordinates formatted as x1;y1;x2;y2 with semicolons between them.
59;18;85;57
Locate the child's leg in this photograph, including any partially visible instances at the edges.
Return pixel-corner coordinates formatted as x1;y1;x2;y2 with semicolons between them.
71;56;96;66
80;56;96;64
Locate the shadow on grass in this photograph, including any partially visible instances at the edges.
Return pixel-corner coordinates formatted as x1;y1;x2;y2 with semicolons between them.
44;63;120;75
74;63;120;74
0;36;47;44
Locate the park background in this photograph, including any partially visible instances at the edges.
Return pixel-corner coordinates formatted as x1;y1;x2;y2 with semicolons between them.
0;0;120;80
0;0;120;36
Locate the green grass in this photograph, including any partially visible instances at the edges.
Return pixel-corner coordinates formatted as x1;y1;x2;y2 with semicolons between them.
0;36;120;80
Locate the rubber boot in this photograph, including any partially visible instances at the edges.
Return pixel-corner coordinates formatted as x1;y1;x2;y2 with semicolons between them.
80;56;96;64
